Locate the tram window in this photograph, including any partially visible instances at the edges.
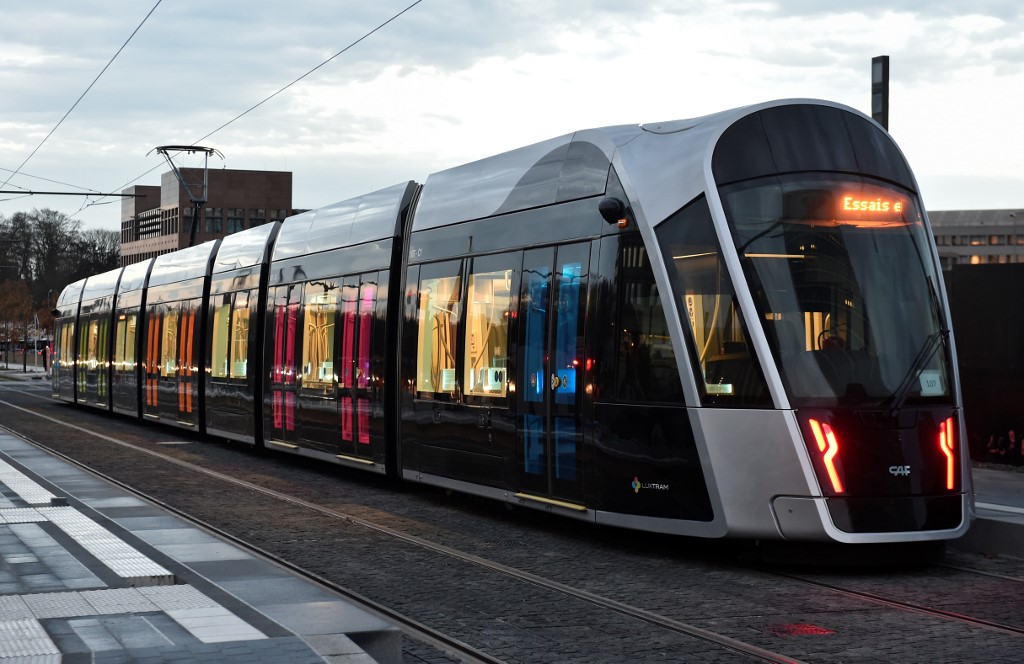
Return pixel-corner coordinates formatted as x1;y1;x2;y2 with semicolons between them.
416;262;463;397
56;322;71;368
464;254;516;399
114;313;137;371
300;280;339;391
161;309;179;377
355;278;376;389
231;291;251;379
211;295;232;378
85;320;96;368
612;237;684;403
656;196;770;406
270;285;302;386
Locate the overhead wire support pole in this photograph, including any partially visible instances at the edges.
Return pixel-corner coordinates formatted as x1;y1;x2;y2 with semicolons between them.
148;145;224;247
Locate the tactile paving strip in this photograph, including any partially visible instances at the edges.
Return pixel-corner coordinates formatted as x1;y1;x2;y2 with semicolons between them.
80;587;159;615
0;596;34;621
0;458;57;506
137;585;220;611
0;618;61;658
37;507;174;586
0;507;45;524
22;592;95;619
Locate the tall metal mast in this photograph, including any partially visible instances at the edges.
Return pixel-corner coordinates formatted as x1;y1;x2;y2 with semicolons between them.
149;145;224;247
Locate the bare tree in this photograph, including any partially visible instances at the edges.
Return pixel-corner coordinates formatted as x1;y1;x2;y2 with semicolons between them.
1;208;119;311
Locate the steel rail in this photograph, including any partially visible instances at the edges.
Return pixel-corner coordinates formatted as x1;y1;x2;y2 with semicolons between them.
0;393;801;664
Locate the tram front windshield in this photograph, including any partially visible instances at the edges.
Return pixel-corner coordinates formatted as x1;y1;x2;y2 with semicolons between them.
720;174;951;408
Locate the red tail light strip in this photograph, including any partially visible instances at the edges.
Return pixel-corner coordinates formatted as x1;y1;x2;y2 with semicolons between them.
939;416;955;490
808;418;844;493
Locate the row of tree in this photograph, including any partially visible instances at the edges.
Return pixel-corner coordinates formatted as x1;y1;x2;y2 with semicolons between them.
0;208;120;344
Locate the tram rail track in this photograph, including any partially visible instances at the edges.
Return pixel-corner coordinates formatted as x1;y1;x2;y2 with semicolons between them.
0;393;801;663
1;387;1023;662
760;569;1024;637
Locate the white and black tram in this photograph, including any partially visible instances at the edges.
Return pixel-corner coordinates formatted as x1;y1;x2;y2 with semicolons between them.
52;99;972;543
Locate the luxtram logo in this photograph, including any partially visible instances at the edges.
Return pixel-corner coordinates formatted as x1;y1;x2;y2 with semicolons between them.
631;476;669;494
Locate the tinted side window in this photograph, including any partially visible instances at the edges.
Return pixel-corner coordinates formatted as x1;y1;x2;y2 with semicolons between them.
656;196;771;407
612;235;684;404
463;252;519;403
415;260;463;399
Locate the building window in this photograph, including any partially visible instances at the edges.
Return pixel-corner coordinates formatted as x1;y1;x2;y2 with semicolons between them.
205;207;223;233
269;209;288;222
226;208;245;234
990;235;1005;246
249;209;266;227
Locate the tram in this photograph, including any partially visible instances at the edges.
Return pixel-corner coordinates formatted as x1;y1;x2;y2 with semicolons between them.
52;99;972;543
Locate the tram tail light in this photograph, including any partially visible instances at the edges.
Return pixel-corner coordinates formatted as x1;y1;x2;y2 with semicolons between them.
808;418;844;494
939;417;956;490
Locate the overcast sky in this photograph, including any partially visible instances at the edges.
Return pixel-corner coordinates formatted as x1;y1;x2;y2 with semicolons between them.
2;0;1022;231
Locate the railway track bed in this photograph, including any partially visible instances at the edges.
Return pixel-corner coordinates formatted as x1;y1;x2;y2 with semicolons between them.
2;388;1023;663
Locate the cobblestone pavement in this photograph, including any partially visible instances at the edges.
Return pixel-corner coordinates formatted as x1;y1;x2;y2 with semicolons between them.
2;385;1023;664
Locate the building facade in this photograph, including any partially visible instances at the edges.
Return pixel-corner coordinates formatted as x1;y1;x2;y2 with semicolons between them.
120;168;294;265
929;209;1024;270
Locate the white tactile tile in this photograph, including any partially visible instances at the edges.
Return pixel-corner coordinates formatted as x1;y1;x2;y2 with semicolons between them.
80;588;159;615
37;507;173;584
0;458;57;506
0;507;44;524
137;585;219;611
0;618;61;658
22;592;96;619
167;606;267;643
0;596;33;621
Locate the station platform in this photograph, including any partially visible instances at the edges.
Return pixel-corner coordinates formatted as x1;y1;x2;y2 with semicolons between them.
0;430;401;663
951;464;1024;557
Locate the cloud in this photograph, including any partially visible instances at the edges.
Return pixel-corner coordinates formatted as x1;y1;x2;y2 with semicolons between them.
1;0;1023;229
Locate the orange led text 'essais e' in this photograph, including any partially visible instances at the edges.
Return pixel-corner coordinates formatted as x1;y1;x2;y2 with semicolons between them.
842;196;903;213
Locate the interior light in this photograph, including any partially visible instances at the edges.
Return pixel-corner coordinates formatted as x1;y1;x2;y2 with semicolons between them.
808;418;844;493
939;417;955;490
743;253;806;259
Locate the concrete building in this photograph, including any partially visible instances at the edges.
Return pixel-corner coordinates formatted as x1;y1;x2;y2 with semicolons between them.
929;209;1024;270
120;168;294;265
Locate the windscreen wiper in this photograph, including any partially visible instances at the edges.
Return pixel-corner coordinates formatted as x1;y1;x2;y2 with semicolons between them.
887;328;949;418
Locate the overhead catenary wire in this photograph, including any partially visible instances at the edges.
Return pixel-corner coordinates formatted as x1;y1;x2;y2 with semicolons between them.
193;0;424;145
0;0;164;194
80;0;425;214
0;167;107;204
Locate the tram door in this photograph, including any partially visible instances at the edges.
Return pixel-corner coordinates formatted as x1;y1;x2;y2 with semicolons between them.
143;309;162;420
268;285;302;447
151;302;199;426
516;243;589;505
337;274;377;462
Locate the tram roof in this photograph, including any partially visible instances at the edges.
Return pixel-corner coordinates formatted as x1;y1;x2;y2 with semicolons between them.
272;181;415;261
117;258;154;293
410;99;907;234
412;128;634;232
79;266;124;301
213;222;280;274
56;278;87;311
148;240;220;288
